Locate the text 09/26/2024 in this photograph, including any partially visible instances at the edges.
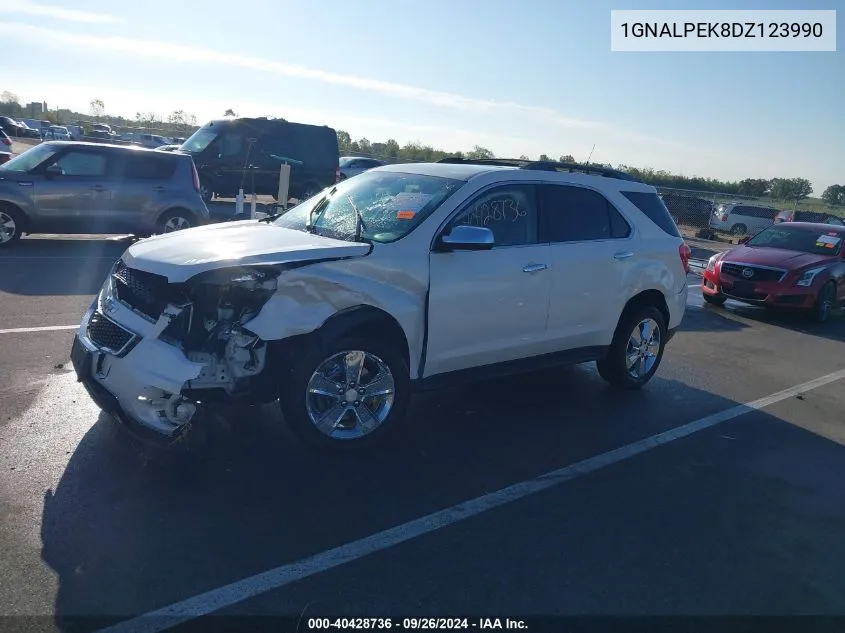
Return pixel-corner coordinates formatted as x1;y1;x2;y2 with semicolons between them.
610;9;836;52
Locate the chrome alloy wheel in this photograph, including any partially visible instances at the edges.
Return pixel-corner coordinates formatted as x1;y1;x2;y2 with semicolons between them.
626;318;661;379
0;210;17;243
305;350;396;439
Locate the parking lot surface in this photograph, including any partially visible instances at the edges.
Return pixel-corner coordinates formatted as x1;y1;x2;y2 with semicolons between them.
2;236;845;632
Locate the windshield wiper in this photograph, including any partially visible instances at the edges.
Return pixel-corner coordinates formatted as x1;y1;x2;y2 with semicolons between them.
346;194;367;242
307;187;335;234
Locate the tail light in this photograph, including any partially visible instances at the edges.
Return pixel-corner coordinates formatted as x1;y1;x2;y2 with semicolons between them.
190;161;200;193
335;165;341;183
679;242;692;274
720;214;728;222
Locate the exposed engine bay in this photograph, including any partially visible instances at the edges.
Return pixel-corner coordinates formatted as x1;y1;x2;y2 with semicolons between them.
155;267;280;393
96;261;285;436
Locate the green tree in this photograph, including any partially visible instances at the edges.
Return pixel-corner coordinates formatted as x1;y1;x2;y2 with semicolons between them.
559;154;575;163
738;178;771;197
538;154;551;161
770;177;813;202
519;154;530;160
90;99;105;119
224;108;237;117
384;138;400;158
0;91;22;116
466;145;494;160
821;184;845;207
336;129;352;152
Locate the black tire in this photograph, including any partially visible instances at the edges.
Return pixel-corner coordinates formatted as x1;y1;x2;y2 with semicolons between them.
730;224;747;235
0;203;25;247
596;305;667;390
810;281;836;323
280;334;411;453
156;209;196;234
703;293;727;306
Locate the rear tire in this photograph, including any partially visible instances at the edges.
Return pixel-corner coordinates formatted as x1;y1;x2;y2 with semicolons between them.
597;305;667;390
280;334;410;453
730;224;747;235
156;209;196;234
0;204;24;247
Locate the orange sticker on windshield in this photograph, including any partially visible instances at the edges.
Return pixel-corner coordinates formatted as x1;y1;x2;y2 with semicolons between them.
397;210;416;220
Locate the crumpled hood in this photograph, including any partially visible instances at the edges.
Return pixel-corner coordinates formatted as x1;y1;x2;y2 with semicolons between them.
123;220;371;282
724;245;832;271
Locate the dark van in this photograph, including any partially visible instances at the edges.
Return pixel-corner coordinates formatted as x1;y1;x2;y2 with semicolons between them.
179;117;340;202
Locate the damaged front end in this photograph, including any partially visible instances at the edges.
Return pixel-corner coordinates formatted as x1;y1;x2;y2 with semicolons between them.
76;260;285;442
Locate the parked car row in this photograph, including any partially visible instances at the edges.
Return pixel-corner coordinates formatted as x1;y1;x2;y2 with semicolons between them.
0;116;43;139
708;203;842;236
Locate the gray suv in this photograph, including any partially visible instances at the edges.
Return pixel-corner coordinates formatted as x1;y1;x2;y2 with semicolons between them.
0;141;209;246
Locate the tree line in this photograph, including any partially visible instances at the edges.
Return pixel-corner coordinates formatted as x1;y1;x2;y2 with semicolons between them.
339;130;839;206
1;91;839;206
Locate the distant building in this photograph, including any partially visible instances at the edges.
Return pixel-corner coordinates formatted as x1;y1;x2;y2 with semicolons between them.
27;102;43;116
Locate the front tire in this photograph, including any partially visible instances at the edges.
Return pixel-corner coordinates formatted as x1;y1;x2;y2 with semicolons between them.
597;305;667;390
0;204;24;247
280;335;411;453
730;223;747;235
703;293;727;306
811;281;836;323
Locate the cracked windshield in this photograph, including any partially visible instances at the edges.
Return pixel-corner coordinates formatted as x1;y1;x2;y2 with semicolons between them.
0;0;843;631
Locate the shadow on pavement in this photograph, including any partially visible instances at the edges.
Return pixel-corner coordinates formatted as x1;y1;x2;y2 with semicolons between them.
0;239;126;296
39;365;845;629
718;302;845;344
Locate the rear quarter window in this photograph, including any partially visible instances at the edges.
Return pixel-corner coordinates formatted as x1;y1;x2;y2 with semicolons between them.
621;191;680;237
122;153;177;179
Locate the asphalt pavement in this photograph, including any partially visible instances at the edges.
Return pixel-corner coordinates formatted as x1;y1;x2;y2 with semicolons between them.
1;235;845;633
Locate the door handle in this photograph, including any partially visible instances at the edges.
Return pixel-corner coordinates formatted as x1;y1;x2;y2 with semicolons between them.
613;251;634;260
153;186;167;192
523;263;548;273
93;185;106;191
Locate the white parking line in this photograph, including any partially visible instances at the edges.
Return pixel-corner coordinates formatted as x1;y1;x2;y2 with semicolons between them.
96;368;845;633
0;325;78;335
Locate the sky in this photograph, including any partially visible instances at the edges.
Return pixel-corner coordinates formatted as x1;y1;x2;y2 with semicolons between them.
0;0;842;193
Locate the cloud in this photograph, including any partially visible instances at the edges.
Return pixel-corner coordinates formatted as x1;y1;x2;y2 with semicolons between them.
0;1;122;23
0;21;610;131
0;21;685;151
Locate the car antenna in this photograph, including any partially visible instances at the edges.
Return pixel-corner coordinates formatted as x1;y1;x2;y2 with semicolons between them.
585;144;596;165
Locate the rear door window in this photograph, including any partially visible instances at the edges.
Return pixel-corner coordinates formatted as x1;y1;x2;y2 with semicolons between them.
541;185;630;242
121;153;177;179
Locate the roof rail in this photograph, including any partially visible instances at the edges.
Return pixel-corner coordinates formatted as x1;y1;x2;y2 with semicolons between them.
436;156;642;183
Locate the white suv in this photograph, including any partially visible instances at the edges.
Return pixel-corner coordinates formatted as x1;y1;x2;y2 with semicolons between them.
71;158;690;452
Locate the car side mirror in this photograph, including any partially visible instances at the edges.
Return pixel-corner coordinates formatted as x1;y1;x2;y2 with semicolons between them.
738;236;751;244
436;225;495;252
44;164;63;178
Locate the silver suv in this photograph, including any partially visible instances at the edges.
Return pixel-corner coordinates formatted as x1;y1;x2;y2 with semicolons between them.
0;141;209;246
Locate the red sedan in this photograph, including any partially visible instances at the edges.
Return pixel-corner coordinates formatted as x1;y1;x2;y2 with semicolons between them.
701;222;845;322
